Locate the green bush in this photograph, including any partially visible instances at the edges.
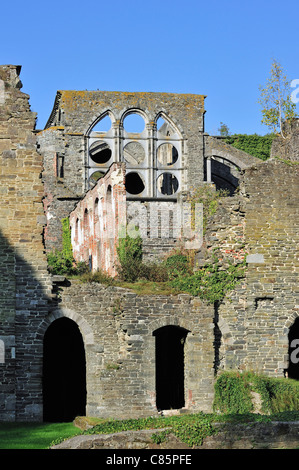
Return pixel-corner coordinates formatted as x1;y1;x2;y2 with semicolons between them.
252;375;299;414
214;371;299;415
47;217;89;276
116;232;143;282
224;133;275;161
213;372;253;414
170;257;246;304
164;253;192;280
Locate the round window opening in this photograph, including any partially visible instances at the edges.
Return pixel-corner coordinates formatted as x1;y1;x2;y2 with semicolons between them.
124;142;145;165
126;172;145;195
90;171;106;184
89;141;112;164
157;143;178;166
157;173;179;196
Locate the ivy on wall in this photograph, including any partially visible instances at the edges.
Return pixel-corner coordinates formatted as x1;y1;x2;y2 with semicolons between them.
224;133;275;161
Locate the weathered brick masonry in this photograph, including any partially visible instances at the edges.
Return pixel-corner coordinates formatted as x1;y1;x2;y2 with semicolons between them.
70;162;127;276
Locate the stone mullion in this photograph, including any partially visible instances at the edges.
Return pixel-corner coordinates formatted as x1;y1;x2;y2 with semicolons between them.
147;122;156;198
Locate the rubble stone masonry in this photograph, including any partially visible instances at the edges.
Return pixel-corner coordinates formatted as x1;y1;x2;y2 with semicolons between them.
0;64;298;423
0;65;52;421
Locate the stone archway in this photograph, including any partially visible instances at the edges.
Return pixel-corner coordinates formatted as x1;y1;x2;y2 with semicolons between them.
43;317;86;422
287;316;299;380
153;325;190;411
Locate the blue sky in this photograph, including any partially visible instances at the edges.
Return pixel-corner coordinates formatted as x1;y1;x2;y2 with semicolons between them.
2;0;298;134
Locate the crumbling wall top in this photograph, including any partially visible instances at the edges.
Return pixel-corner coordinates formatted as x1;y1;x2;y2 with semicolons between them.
45;90;206;134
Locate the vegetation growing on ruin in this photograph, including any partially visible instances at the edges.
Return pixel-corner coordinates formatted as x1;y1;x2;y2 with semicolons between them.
224;133;275;160
169;255;246;304
2;371;299;449
214;371;299;415
47;188;246;303
47;217;88;276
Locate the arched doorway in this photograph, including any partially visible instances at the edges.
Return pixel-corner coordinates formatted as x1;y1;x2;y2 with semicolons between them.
287;317;299;380
153;325;189;411
43;317;86;422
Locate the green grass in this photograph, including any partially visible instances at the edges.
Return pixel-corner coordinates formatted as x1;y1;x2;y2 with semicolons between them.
2;410;299;449
0;422;81;449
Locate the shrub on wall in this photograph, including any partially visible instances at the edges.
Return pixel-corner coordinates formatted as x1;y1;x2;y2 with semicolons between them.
116;232;143;282
169;256;246;304
47;217;88;276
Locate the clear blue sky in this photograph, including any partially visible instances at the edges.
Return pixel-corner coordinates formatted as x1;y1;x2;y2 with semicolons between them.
2;0;298;134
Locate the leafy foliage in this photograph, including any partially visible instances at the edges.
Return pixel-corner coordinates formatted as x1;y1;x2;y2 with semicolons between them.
169;256;246;304
187;185;229;234
213;372;254;414
225;133;275;161
218;122;230;136
258;59;298;138
214;371;299;415
116;232;143;282
47;217;88;276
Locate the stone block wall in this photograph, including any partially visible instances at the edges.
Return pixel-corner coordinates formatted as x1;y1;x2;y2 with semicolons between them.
37;126;83;252
46;280;215;419
271;119;299;162
38;90;206;252
207;159;299;376
0;65;52;421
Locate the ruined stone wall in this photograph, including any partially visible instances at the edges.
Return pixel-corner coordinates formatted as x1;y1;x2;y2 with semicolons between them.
37;126;83;252
206;159;299;376
70;163;126;276
47;280;215;419
271;119;299;162
38;90;206;252
0;65;52;421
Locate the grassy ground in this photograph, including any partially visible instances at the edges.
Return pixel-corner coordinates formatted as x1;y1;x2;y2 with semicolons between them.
0;422;81;449
2;411;299;449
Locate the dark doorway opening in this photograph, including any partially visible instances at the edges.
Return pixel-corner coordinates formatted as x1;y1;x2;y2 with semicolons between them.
43;317;86;422
287;317;299;380
153;325;189;411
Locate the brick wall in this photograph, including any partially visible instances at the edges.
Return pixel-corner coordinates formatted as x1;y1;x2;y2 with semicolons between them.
70;163;126;276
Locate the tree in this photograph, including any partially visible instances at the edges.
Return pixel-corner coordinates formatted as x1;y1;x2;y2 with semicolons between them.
258;59;297;139
218;122;230;137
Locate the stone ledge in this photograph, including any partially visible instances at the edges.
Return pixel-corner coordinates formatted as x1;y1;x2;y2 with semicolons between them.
51;421;299;450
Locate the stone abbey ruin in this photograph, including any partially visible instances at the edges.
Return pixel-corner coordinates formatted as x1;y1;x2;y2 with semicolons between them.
0;65;298;422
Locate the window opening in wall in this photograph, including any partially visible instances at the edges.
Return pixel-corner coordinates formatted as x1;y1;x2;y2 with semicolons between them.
153;325;189;411
123;113;145;133
125;172;145;195
90;171;106;185
0;340;4;363
75;218;79;243
89;141;112;164
287;317;299;380
43;317;86;422
91;114;112;133
56;154;64;178
157;173;179;196
157;143;178;166
124;142;145;165
156;117;175;136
